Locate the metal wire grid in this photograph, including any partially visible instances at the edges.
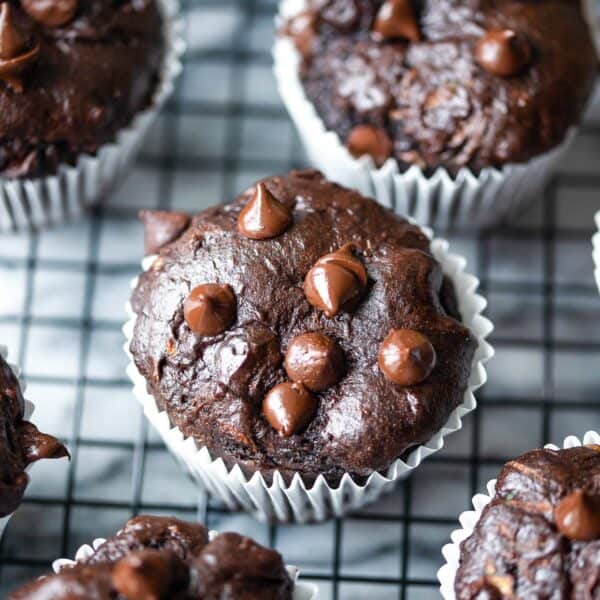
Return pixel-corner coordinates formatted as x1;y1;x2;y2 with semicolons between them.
0;1;599;598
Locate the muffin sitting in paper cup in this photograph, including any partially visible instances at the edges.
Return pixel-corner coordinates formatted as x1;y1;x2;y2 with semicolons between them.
0;0;183;231
438;431;600;599
0;345;68;536
274;0;598;228
8;514;316;599
124;170;493;522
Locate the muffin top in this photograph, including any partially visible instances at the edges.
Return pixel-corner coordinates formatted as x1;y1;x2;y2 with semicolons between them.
282;0;598;173
8;515;294;599
455;445;600;599
0;0;164;178
0;349;68;517
129;170;477;484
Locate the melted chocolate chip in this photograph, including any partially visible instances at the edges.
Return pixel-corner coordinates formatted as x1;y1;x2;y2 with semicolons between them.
284;10;317;59
475;30;531;78
554;489;600;541
303;243;367;317
262;381;317;437
0;3;38;92
284;332;345;392
378;329;436;385
17;421;70;464
373;0;420;42
20;0;78;27
237;182;293;240
139;209;191;256
346;125;393;167
183;284;236;337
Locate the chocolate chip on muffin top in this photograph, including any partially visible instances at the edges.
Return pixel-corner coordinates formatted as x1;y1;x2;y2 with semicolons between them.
8;515;294;599
282;0;598;173
455;445;600;599
0;348;68;517
129;170;477;484
0;0;164;178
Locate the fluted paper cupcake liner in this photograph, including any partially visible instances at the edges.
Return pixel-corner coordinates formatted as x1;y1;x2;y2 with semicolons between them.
0;344;34;539
593;211;600;293
53;531;319;599
122;224;494;524
437;430;600;600
273;0;577;229
0;0;185;233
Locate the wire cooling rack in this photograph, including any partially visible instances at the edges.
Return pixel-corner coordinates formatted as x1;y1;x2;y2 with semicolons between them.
1;1;600;598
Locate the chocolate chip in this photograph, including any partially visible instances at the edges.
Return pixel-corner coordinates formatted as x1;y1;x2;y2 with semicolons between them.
0;3;38;93
554;489;600;541
184;284;236;337
321;0;358;31
346;125;393;167
475;30;531;78
139;209;191;256
284;332;345;392
237;182;293;240
262;381;317;437
303;243;367;317
20;0;78;27
378;329;436;385
284;10;317;59
373;0;420;42
112;550;180;600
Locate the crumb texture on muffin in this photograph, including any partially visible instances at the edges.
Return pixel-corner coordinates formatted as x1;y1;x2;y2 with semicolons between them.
283;0;598;173
0;0;164;178
0;349;68;518
129;170;477;484
8;515;294;599
455;445;600;599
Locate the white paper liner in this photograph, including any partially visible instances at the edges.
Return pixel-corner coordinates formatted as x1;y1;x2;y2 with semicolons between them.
273;0;579;229
593;211;600;293
437;430;600;600
52;530;319;599
0;0;185;233
0;344;34;539
122;224;494;524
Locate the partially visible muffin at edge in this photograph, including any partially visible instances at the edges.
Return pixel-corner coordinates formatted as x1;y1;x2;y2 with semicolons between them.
129;170;477;485
0;348;68;518
8;515;294;599
281;0;598;173
0;0;164;178
455;444;600;599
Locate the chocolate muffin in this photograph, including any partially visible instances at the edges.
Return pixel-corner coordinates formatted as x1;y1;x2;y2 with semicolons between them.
454;445;600;599
282;0;598;173
129;169;477;485
0;348;68;518
0;0;164;178
8;515;295;599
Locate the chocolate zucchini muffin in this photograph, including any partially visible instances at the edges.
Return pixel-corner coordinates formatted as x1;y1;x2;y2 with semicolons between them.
282;0;598;173
8;515;294;599
0;0;164;178
455;445;600;599
0;348;68;518
130;170;477;484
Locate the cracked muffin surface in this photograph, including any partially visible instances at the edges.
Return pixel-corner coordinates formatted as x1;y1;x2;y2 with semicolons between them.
282;0;598;173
